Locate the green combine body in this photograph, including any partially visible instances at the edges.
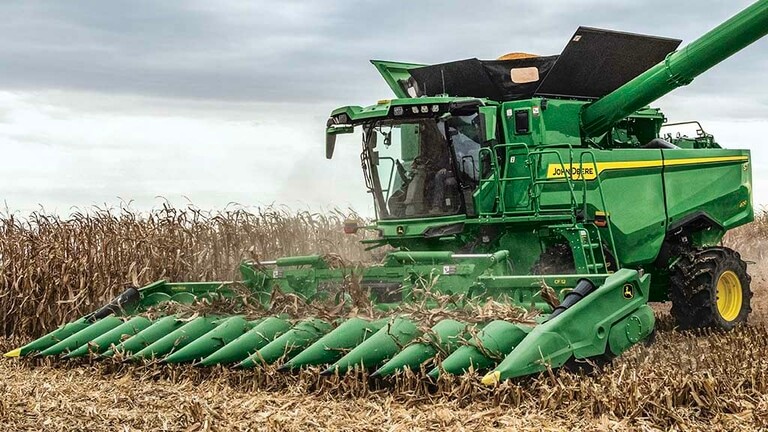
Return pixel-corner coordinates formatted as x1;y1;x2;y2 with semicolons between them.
8;1;768;384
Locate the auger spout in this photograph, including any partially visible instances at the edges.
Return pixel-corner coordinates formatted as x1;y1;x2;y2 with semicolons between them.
581;0;768;137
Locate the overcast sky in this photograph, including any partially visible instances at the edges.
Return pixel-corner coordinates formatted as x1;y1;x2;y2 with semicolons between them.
1;0;767;215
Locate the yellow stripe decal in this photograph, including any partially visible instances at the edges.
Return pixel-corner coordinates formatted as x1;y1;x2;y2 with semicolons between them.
546;156;747;180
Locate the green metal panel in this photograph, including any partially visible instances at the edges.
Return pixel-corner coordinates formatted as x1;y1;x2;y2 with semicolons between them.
199;317;290;366
39;317;123;357
608;305;655;356
104;316;184;357
484;269;652;382
500;99;583;147
131;316;219;361
283;317;387;370
533;148;667;266
164;316;253;364
325;317;420;374
370;60;425;98
65;316;152;358
662;149;752;242
238;319;332;368
430;320;530;377
373;319;467;376
7;317;90;357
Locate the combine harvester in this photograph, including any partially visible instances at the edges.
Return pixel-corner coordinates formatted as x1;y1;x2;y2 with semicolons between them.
7;1;768;384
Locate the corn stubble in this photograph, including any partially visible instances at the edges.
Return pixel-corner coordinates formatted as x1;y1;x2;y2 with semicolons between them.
1;206;768;431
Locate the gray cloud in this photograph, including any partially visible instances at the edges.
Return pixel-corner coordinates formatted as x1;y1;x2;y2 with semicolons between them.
1;1;765;105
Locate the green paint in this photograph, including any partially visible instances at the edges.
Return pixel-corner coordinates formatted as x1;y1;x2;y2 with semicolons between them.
65;316;152;358
325;317;421;374
283;317;387;370
489;269;651;380
374;319;467;376
12;318;90;356
39;317;123;357
164;316;252;364
104;316;183;357
199;317;291;366
237;319;332;368
131;316;219;361
429;320;530;377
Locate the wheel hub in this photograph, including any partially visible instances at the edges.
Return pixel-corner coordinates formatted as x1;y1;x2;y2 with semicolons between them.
716;270;742;322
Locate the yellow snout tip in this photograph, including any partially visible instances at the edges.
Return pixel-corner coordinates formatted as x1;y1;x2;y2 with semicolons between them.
481;371;501;386
4;348;21;358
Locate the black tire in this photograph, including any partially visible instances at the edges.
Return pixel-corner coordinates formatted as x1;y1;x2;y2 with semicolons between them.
531;243;575;275
531;243;617;275
669;247;752;330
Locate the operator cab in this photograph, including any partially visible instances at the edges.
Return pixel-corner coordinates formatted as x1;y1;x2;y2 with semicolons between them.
363;107;483;220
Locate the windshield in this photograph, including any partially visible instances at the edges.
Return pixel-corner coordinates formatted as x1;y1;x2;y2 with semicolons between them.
361;113;482;220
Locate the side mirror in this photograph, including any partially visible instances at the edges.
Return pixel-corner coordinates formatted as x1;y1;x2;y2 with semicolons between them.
325;125;354;159
477;106;497;144
366;129;378;149
325;133;337;159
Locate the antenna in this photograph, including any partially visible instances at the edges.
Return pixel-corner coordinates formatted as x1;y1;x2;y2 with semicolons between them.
441;69;446;96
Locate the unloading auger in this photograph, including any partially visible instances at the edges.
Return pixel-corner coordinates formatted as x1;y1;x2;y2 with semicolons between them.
7;0;768;384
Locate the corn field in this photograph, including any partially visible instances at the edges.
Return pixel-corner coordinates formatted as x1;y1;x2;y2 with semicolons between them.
0;205;368;339
1;207;768;431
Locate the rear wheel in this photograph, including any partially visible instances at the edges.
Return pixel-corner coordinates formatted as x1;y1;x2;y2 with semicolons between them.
669;247;752;330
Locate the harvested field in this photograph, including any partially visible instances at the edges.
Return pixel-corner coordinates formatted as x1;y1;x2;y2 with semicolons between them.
2;207;768;431
2;322;768;431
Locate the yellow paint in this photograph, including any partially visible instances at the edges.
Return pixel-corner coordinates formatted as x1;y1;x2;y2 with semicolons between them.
623;284;634;299
481;370;501;386
716;270;743;322
546;156;748;180
4;348;21;358
663;156;748;167
546;162;603;180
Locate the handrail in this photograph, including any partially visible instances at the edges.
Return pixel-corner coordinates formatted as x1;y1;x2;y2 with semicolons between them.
577;151;620;268
477;141;621;271
479;142;584;217
527;147;578;216
377;156;397;198
479;142;532;215
478;147;504;215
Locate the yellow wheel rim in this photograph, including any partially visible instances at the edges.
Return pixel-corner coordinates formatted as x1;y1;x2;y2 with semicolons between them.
716;270;743;322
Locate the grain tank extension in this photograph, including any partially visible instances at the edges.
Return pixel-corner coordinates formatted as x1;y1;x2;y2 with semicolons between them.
8;1;768;384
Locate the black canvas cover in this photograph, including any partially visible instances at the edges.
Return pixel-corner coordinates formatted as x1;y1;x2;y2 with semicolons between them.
405;27;681;102
535;27;681;99
407;56;558;101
